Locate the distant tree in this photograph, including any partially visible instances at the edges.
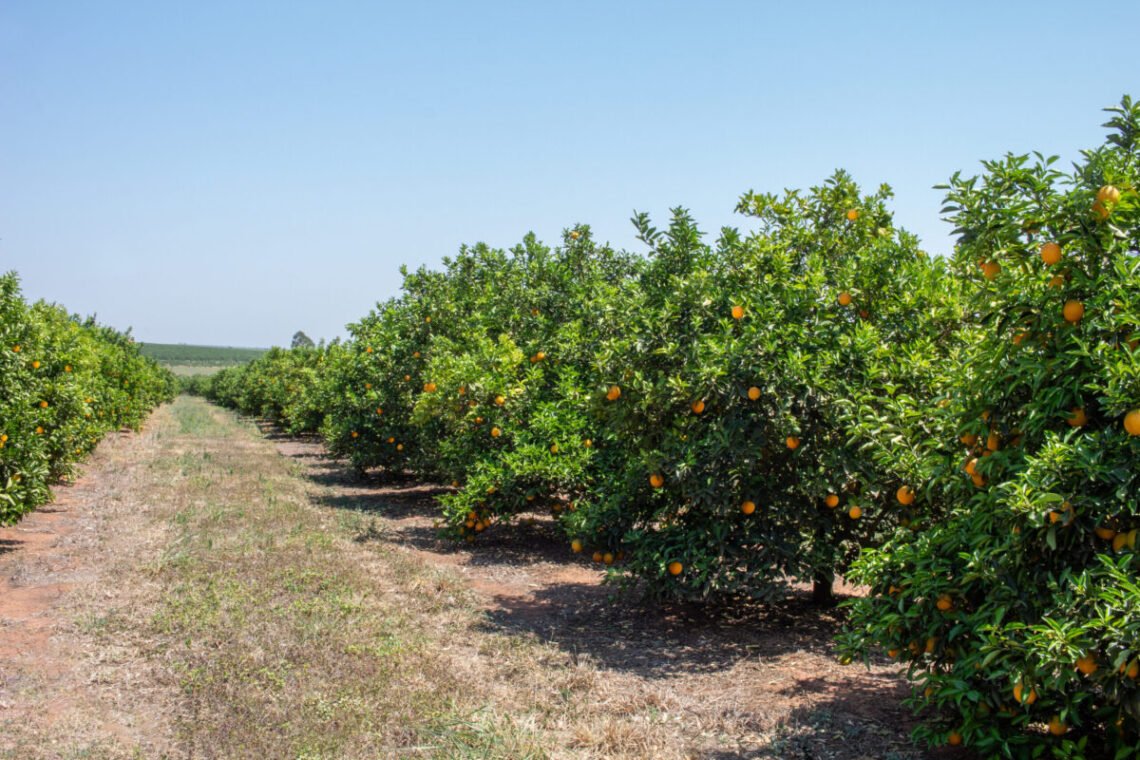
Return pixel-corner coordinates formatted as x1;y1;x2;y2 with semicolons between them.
291;330;315;349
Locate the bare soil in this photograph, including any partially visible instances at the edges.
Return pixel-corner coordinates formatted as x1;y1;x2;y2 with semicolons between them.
0;419;179;758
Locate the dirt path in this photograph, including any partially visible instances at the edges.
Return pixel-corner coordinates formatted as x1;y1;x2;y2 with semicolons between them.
0;398;950;759
0;415;179;758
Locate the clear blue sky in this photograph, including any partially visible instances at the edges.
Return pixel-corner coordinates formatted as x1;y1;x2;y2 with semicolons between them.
2;2;1137;347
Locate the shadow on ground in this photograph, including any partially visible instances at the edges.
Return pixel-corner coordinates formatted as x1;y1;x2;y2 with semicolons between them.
256;419;956;760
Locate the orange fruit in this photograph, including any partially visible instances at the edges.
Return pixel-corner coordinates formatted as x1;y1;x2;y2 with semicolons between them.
396;443;404;451
691;400;705;414
964;457;978;476
986;432;1000;451
1098;185;1121;204
896;486;915;505
424;316;432;323
39;400;48;408
1063;300;1085;323
971;472;986;488
474;416;483;424
365;346;373;353
387;436;395;443
980;261;1001;280
1012;330;1029;346
786;436;800;450
494;395;505;406
960;433;978;447
376;408;383;415
1076;655;1098;675
1049;274;1066;288
350;431;358;438
848;505;863;520
1040;242;1062;265
11;345;19;352
947;731;962;746
838;292;852;307
649;473;664;488
423;382;437;393
1126;660;1139;679
1012;682;1037;705
603;552;614;565
403;374;411;381
1124;409;1140;436
741;500;756;515
64;365;71;372
535;351;546;361
747;386;761;401
667;561;683;576
490;427;502;437
887;648;901;659
1092;200;1109;220
731;305;745;320
583;439;593;448
606;384;622;401
924;636;938;654
825;494;839;508
1048;716;1067;736
846;208;859;221
592;551;603;563
936;595;953;612
570;230;581;240
1067;407;1088;427
31;360;40;369
1094;526;1116;540
550;443;559;454
571;539;583;553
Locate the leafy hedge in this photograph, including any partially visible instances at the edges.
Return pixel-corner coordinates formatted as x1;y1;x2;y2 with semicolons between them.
837;96;1140;758
0;271;177;525
194;97;1140;758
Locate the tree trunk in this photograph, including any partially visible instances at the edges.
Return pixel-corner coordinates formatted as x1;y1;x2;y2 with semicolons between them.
812;572;835;606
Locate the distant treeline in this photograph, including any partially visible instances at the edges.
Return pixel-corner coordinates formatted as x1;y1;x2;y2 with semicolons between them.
140;343;268;366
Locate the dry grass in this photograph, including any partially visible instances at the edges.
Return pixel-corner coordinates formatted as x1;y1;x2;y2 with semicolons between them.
1;396;938;759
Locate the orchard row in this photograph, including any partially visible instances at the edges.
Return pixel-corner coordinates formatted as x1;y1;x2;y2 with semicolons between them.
194;98;1140;758
0;272;178;525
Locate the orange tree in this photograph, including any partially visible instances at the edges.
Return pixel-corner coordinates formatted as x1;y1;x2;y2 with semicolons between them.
201;345;329;434
0;271;176;525
410;230;640;537
316;289;443;478
566;173;962;603
838;97;1140;757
